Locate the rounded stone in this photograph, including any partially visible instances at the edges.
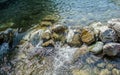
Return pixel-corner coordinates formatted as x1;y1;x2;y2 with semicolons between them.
73;45;88;62
41;30;51;41
99;28;116;43
42;40;54;47
81;27;95;45
68;33;82;47
112;68;120;75
103;43;120;56
108;19;120;42
51;25;68;34
100;69;111;75
88;41;104;54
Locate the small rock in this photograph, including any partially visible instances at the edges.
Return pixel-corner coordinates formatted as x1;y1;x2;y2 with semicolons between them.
0;28;14;47
99;28;116;43
72;69;89;75
88;41;104;54
42;15;59;23
41;30;51;42
40;21;52;27
112;68;120;75
68;33;82;47
51;25;68;34
81;27;95;45
103;43;120;56
73;45;88;61
97;63;106;68
42;40;54;47
108;19;120;42
89;22;110;41
100;69;111;75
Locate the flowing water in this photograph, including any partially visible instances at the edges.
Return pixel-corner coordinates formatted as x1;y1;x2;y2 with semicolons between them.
1;0;120;75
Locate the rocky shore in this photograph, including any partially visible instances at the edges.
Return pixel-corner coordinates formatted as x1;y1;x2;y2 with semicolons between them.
0;18;120;75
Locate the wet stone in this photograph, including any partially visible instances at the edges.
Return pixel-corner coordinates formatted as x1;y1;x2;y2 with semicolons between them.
112;68;120;75
100;69;111;75
103;43;120;56
72;69;89;75
68;33;82;47
51;25;68;34
42;39;54;47
40;21;53;27
99;28;116;43
81;27;95;45
108;19;120;42
41;30;51;42
73;45;88;62
88;41;104;54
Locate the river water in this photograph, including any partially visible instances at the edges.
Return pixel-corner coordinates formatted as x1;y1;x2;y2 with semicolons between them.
0;0;120;30
0;0;120;75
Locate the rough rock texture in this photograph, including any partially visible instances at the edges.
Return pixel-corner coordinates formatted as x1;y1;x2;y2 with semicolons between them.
0;28;14;47
112;68;120;75
81;27;95;45
40;21;53;27
68;33;82;47
51;25;68;34
88;41;103;54
73;45;88;62
42;39;54;47
89;22;109;41
41;30;51;42
72;69;89;75
10;42;55;75
100;69;111;75
103;43;120;56
99;28;116;43
108;19;120;42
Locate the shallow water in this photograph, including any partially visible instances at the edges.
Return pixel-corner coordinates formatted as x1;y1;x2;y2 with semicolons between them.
0;0;120;75
0;0;120;30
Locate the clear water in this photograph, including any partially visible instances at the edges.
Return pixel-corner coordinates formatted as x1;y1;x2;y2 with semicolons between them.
1;0;120;75
0;0;120;30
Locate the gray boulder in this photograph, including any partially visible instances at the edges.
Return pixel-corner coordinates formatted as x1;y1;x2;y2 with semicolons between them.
103;43;120;56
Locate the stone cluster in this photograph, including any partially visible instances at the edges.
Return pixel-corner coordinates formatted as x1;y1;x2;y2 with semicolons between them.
40;19;120;57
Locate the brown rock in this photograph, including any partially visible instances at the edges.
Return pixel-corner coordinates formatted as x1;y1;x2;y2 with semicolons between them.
51;25;68;34
42;40;54;47
68;33;82;47
100;69;111;75
40;21;52;27
41;30;51;41
81;27;95;45
112;68;120;75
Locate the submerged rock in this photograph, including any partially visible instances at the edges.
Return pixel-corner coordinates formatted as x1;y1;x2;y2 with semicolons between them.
99;28;116;43
51;25;68;34
0;28;14;47
40;21;53;27
103;43;120;56
73;45;88;62
72;69;89;75
112;68;120;75
100;69;111;75
42;39;54;47
41;30;51;42
23;29;44;46
88;41;104;54
81;27;95;45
